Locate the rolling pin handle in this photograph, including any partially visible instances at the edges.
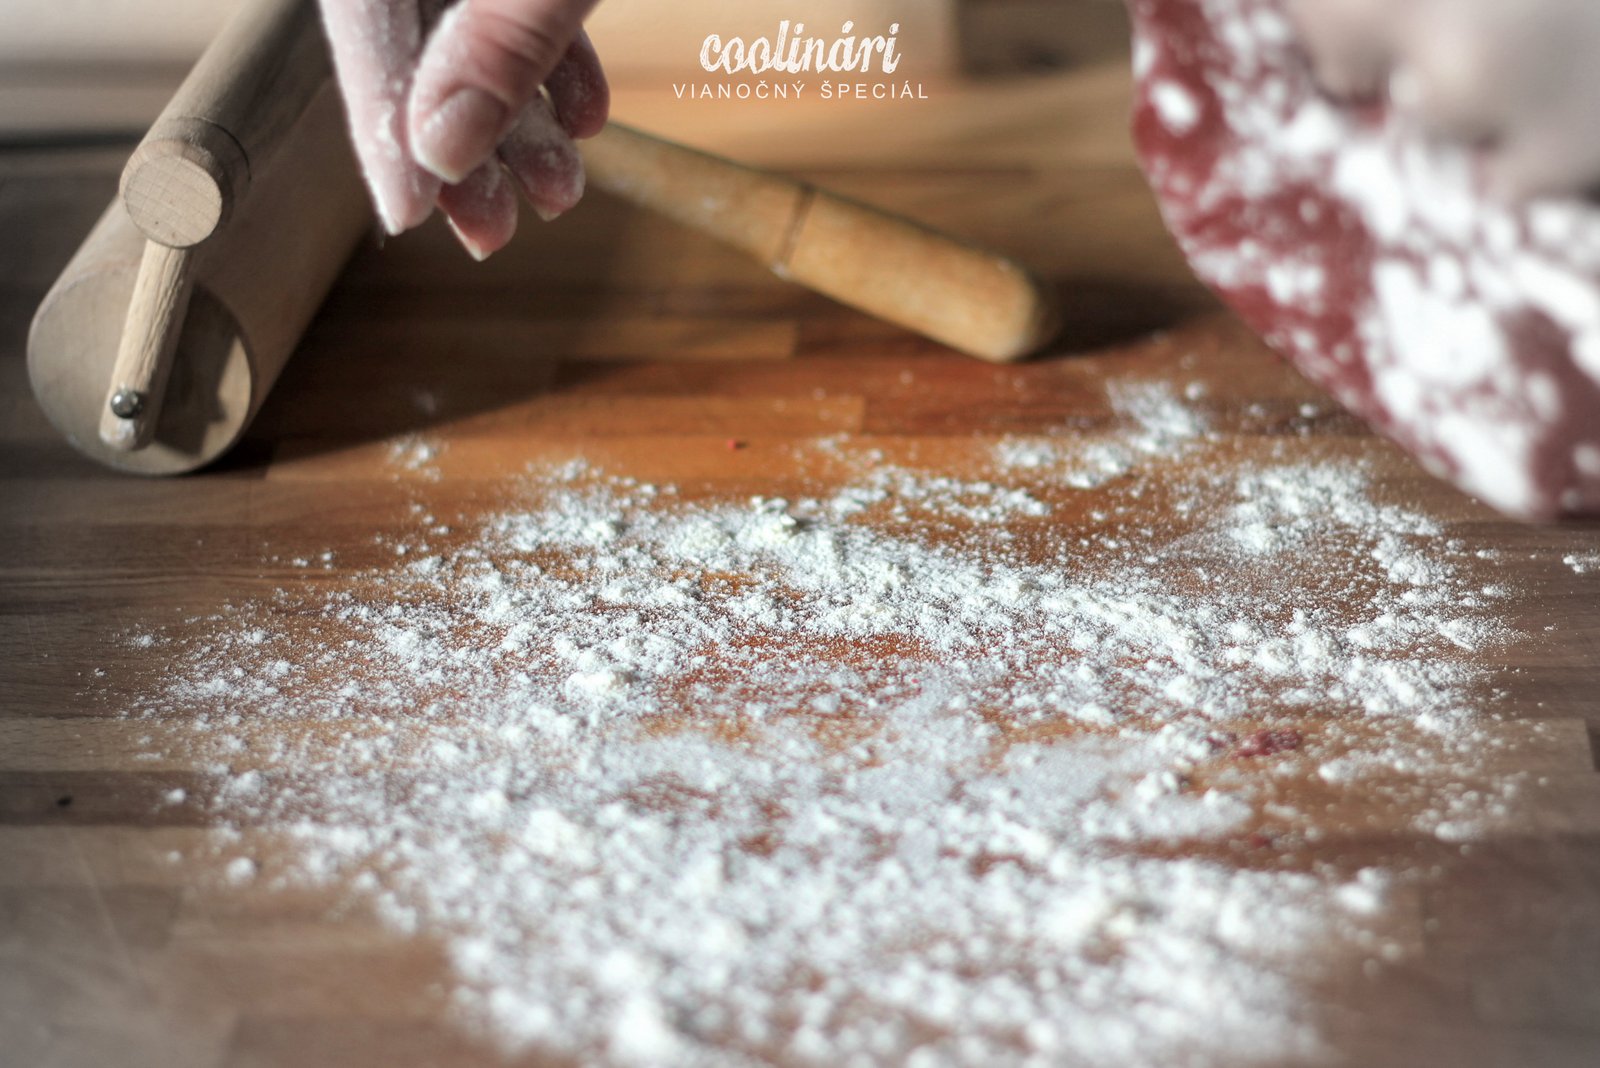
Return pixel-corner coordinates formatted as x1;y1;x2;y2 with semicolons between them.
98;242;198;452
581;123;1061;363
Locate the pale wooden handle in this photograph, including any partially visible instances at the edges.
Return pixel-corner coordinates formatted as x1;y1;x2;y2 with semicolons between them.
581;123;1059;363
98;243;195;451
119;0;330;248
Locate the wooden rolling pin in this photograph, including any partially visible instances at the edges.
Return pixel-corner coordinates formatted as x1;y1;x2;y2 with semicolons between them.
100;0;331;452
28;0;370;475
583;124;1060;363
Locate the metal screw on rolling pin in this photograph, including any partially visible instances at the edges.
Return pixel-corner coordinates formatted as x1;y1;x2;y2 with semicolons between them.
109;390;146;419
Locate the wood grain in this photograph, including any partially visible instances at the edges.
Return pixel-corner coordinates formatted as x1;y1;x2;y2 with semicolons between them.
3;56;1600;1068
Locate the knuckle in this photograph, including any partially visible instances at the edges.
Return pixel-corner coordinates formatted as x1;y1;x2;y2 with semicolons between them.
471;3;568;94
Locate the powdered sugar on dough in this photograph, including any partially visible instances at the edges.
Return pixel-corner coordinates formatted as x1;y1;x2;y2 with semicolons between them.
1129;0;1600;517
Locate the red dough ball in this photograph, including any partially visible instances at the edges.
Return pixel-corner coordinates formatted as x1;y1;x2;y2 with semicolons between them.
1127;0;1600;518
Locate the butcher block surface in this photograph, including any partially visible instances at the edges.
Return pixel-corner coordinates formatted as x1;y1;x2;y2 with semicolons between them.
3;54;1600;1068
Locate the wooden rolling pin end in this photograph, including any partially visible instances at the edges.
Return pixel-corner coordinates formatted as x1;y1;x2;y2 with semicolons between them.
779;191;1062;363
927;259;1061;364
120;118;251;248
989;268;1063;363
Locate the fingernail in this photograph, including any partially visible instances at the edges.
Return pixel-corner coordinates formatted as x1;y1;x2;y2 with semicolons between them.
523;162;586;222
414;87;510;184
446;217;492;262
366;169;440;237
364;170;407;236
376;198;436;237
376;201;404;237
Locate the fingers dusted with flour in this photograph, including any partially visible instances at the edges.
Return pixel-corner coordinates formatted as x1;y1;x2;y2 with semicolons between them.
319;0;442;234
544;31;611;140
497;99;586;222
438;162;520;261
320;0;606;258
407;0;601;184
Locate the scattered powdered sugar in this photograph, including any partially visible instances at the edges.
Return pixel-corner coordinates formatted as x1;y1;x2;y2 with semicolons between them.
1564;551;1600;575
388;434;444;477
124;378;1522;1066
994;380;1210;488
833;468;1051;523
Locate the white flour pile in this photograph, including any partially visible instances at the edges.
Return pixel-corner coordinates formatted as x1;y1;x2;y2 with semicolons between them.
128;378;1520;1066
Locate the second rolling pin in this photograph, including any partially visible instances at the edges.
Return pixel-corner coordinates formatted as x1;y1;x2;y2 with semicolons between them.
581;124;1060;363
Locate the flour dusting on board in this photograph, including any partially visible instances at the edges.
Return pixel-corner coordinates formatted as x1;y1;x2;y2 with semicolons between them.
125;376;1523;1066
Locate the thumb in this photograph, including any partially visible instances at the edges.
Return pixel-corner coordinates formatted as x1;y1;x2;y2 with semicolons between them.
408;0;598;183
